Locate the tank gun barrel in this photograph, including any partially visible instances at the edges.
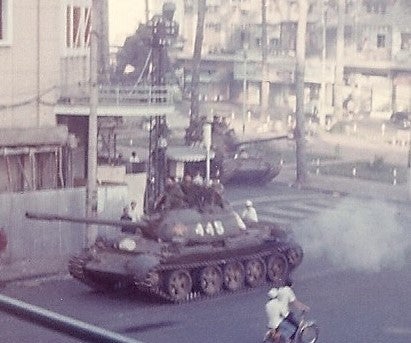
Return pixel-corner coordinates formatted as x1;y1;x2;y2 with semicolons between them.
234;133;291;147
25;211;145;230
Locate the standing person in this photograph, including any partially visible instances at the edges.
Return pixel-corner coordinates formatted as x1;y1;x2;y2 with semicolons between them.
242;200;258;223
129;151;140;173
120;206;134;233
193;171;204;185
208;179;225;208
129;200;139;222
180;174;195;207
129;151;140;163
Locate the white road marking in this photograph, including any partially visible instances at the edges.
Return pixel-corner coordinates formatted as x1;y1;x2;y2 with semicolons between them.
383;326;411;336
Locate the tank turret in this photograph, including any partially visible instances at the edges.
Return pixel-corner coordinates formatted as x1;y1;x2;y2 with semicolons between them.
185;115;288;184
26;197;303;303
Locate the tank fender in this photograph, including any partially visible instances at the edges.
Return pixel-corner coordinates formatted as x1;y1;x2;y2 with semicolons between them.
125;255;161;282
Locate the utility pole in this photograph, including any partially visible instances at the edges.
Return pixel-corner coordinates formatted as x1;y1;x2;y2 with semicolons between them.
295;0;308;186
189;0;206;122
319;0;327;127
260;0;269;123
86;1;99;247
334;0;345;120
95;0;110;83
242;48;248;135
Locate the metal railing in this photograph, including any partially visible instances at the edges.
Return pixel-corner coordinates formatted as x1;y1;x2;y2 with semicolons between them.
0;294;143;343
60;84;174;106
99;85;173;105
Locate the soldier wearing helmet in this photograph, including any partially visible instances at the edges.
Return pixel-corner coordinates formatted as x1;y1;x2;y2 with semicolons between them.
241;199;258;223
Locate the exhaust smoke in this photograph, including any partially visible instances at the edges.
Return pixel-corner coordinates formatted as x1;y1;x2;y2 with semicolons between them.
294;198;409;272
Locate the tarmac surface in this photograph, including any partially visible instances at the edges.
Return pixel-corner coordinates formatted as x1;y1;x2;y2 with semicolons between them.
1;114;410;285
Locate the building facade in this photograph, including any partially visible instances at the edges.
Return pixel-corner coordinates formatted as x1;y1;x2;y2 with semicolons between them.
0;0;176;193
0;0;92;193
176;0;411;120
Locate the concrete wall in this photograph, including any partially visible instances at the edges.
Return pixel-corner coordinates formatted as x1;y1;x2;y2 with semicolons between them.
0;0;91;129
0;185;128;263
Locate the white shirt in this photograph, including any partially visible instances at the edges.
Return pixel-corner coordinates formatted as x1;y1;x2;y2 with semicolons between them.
242;207;258;222
193;174;204;185
277;286;296;317
265;298;286;330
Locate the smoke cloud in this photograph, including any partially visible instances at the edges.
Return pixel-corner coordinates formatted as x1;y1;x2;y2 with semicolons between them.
294;197;410;272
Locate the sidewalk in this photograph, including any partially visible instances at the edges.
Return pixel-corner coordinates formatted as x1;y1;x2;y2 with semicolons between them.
276;164;409;203
0;256;69;286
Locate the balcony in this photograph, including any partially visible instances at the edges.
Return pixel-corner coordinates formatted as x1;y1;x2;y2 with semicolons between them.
56;84;176;117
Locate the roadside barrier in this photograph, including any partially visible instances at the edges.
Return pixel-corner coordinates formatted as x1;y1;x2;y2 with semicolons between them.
0;294;143;343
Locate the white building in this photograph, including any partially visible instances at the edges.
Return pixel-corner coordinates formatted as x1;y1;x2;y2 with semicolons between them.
0;0;92;192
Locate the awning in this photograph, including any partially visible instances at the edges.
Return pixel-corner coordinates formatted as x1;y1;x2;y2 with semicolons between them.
166;146;215;162
0;125;69;147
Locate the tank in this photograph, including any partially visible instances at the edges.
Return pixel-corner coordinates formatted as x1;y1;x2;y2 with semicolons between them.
26;202;303;303
185;115;287;184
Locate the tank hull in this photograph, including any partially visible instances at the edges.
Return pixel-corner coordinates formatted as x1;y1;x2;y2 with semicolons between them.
221;160;281;184
68;228;303;303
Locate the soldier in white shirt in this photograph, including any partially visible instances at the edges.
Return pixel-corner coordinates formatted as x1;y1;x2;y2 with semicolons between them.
241;200;258;223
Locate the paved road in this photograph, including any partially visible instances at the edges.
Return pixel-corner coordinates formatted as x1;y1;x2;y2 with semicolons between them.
0;184;410;343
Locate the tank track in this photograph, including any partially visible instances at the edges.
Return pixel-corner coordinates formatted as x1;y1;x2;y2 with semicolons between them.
68;253;99;289
134;248;292;304
68;247;297;304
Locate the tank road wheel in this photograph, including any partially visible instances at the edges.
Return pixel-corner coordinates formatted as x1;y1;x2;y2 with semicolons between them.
245;258;267;288
266;254;288;287
287;245;304;269
223;261;245;291
166;269;193;302
199;266;223;296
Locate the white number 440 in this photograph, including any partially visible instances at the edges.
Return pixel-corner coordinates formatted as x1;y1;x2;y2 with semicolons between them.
195;221;225;236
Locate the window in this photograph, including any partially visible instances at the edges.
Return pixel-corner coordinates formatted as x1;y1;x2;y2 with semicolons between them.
365;0;386;14
0;0;12;45
65;1;91;50
377;34;385;48
270;38;279;48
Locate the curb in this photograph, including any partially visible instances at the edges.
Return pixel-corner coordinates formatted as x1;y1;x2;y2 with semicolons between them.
0;258;69;285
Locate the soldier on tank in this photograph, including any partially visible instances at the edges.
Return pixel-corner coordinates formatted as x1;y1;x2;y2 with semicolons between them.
180;174;204;209
154;177;186;211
